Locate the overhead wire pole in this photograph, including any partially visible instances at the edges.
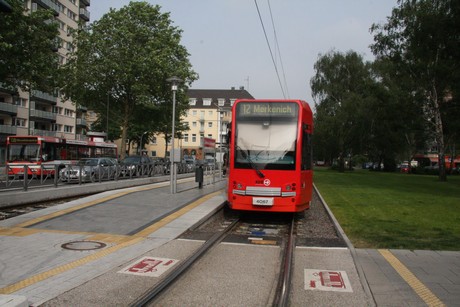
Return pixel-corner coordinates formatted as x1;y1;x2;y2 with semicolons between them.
254;0;286;98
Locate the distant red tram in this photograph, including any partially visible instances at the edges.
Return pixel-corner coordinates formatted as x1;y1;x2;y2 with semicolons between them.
227;99;313;212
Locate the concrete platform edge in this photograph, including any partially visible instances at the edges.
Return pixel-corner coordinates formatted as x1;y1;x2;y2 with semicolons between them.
313;184;377;306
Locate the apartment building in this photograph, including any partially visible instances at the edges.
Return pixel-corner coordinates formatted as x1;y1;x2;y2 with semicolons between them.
138;87;254;162
0;0;90;163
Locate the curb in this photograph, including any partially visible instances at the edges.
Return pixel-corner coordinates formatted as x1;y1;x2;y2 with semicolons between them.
313;184;376;306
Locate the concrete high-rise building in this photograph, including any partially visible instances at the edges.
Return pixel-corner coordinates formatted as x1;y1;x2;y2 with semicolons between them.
0;0;90;163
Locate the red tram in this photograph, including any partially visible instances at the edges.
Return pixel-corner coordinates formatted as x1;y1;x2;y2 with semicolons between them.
227;99;313;212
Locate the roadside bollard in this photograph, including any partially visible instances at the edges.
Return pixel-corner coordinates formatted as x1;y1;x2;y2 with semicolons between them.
195;165;204;189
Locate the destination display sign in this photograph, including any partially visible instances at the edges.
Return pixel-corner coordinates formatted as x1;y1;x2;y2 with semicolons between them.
237;102;298;118
8;137;39;144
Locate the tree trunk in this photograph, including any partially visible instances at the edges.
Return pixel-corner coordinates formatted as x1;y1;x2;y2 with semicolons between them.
431;88;447;181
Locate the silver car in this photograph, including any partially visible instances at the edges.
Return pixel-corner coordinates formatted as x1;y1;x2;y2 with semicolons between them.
60;157;117;182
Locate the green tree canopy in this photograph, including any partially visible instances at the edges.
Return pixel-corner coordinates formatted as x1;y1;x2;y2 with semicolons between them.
0;0;59;91
371;0;460;181
311;50;374;171
60;1;197;159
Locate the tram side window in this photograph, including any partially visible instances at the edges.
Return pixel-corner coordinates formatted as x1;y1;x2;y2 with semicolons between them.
78;146;90;159
41;143;57;161
301;129;312;170
67;145;78;160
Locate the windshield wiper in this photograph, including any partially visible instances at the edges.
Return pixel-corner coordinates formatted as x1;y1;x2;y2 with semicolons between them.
237;146;265;178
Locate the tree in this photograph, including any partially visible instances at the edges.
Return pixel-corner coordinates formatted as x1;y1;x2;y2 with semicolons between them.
60;2;197;159
311;50;373;172
371;0;460;181
0;0;59;92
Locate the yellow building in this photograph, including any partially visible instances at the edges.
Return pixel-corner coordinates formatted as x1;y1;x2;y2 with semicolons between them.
139;87;254;163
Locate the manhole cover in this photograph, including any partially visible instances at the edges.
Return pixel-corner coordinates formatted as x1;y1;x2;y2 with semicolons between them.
61;240;107;251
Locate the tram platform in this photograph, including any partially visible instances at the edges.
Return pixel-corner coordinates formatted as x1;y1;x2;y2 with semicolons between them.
0;177;458;306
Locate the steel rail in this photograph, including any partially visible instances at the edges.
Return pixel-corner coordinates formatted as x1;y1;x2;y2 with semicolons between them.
130;216;240;307
272;216;295;307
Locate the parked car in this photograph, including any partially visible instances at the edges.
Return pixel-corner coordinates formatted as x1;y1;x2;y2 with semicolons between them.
60;157;117;182
399;162;410;173
119;155;153;177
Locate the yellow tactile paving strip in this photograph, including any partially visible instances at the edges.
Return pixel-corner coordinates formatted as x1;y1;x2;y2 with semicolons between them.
0;184;222;295
379;249;445;307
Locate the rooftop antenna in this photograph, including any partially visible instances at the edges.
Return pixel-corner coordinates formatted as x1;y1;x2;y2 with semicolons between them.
245;76;249;91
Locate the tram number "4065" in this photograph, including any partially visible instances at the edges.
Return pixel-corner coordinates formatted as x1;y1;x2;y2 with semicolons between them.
252;197;274;206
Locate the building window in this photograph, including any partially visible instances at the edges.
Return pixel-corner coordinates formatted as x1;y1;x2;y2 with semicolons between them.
208;122;213;128
14;98;27;107
203;98;212;106
53;106;62;114
151;151;157;157
189;98;196;106
230;99;236;106
58;3;65;13
184;134;189;142
152;136;157;144
192;122;197;127
218;98;225;107
192;134;196;142
64;125;73;133
67;9;77;21
64;109;74;117
14;118;27;127
208;110;213;116
207;134;213;138
52;124;62;131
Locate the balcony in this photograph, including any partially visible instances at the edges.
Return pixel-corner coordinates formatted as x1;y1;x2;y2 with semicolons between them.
31;90;58;105
33;0;59;16
30;109;57;122
75;134;89;141
0;102;18;116
0;125;17;134
76;118;87;127
30;129;57;137
80;0;90;6
76;105;88;112
79;8;90;21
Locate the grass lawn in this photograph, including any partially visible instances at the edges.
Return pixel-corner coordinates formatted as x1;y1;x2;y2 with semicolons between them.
313;167;460;250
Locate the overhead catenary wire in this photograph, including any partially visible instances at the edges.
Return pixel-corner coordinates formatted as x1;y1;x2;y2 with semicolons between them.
267;0;290;98
254;0;286;99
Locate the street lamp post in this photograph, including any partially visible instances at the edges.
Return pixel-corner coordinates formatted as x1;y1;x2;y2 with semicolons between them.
139;131;148;155
218;109;224;176
166;76;182;194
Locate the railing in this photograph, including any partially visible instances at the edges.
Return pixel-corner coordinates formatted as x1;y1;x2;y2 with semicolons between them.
30;109;57;121
79;8;90;21
31;90;58;104
0;125;17;134
0;162;216;191
30;129;58;137
0;102;18;114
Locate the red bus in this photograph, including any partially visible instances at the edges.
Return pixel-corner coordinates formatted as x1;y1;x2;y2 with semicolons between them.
6;135;117;176
227;99;313;212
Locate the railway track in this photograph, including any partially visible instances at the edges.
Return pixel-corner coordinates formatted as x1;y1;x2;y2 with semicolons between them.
131;190;345;306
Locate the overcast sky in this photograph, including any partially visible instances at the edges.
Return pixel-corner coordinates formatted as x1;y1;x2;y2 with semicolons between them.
90;1;396;105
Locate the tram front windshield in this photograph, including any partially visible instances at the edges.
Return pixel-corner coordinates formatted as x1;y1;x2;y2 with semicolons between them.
234;102;298;171
7;144;41;162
